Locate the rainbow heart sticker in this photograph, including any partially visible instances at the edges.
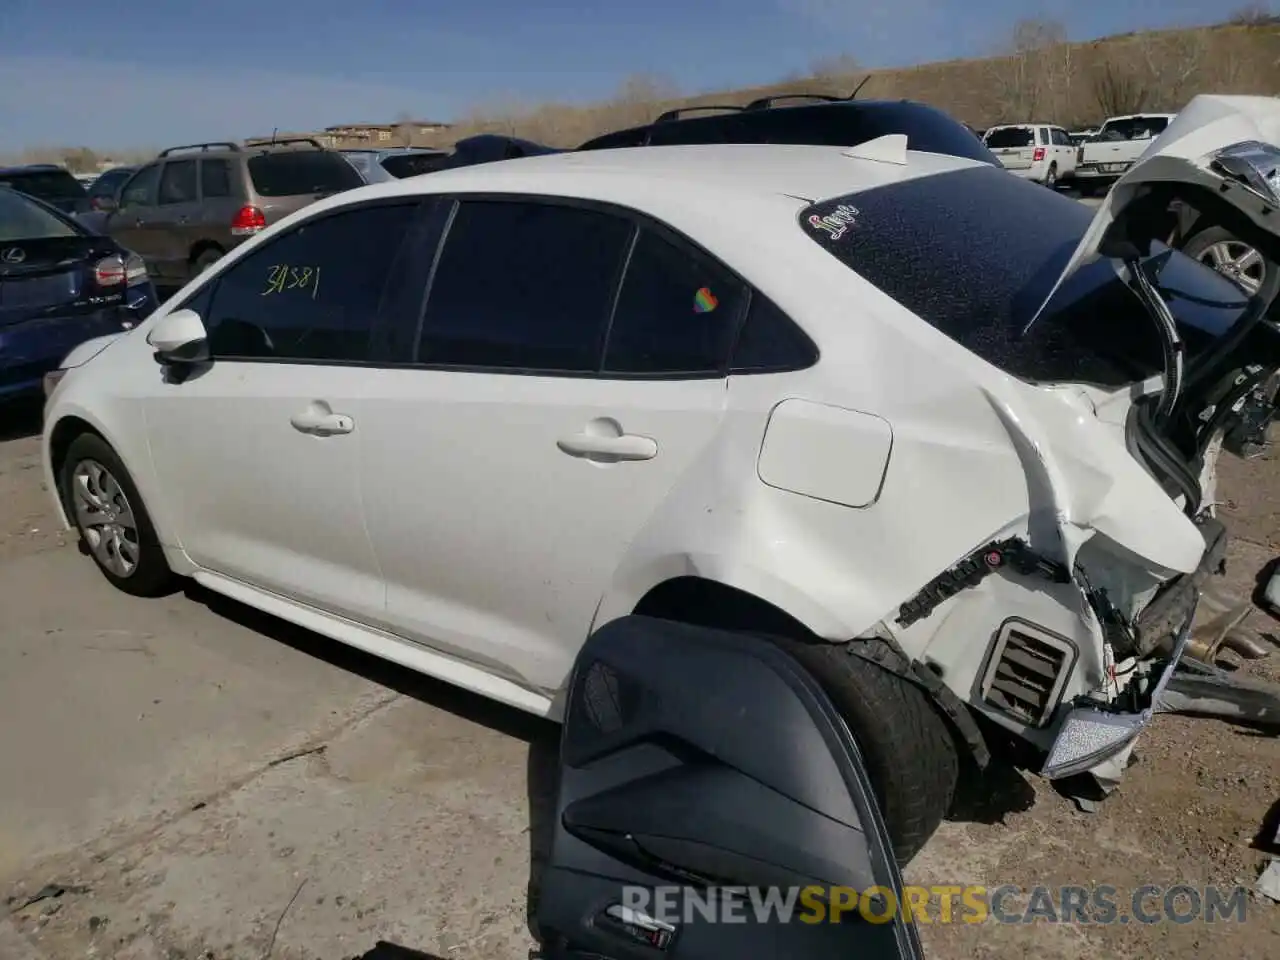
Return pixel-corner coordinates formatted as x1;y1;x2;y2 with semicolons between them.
693;287;718;313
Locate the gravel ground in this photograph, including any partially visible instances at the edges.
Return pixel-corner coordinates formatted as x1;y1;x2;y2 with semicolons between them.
0;377;1277;959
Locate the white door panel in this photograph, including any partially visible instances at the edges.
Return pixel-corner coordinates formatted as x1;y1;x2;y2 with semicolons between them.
360;371;726;692
144;363;383;621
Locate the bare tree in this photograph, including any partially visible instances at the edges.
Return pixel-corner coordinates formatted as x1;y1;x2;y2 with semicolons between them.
1229;2;1280;25
1091;58;1151;116
987;18;1069;121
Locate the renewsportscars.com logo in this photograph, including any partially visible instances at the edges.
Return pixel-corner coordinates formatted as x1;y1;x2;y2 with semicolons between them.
620;884;1252;926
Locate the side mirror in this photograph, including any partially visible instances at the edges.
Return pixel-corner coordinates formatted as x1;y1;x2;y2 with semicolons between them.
94;196;118;213
146;308;209;364
536;616;924;960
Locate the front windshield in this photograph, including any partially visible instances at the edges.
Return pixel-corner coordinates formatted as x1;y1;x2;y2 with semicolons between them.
0;187;80;242
798;164;1245;388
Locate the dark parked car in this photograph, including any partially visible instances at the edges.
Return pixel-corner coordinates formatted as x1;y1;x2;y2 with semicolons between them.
0;164;91;215
438;134;562;169
0;185;157;402
340;148;451;182
577;95;1001;167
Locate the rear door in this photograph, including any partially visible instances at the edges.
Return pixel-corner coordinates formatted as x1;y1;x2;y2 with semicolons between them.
360;197;740;696
984;126;1036;169
243;150;365;225
1050;127;1077;175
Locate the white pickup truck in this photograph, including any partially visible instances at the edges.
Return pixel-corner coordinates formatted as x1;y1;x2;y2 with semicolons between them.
1073;112;1177;194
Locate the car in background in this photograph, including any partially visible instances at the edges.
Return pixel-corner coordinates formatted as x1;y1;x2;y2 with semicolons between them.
74;173;99;187
100;138;363;287
0;165;91;216
436;134;563;168
0;185;157;402
1068;128;1098;146
1074;112;1177;194
576;94;1001;167
340;147;451;183
86;165;137;212
982;123;1077;188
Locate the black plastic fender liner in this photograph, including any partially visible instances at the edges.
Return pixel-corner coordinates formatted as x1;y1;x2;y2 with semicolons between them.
838;633;992;770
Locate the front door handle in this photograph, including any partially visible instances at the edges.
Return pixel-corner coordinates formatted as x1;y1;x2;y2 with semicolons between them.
290;410;355;435
557;431;656;462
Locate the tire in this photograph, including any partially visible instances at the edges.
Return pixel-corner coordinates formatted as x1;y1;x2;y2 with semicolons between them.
1044;164;1058;190
61;433;175;597
191;247;223;277
1181;226;1280;304
767;635;959;865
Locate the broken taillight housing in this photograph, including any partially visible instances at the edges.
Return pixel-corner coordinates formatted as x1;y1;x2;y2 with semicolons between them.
93;253;147;287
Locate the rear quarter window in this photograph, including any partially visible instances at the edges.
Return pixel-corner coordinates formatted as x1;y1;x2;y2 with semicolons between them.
798;165;1244;388
247;150;364;197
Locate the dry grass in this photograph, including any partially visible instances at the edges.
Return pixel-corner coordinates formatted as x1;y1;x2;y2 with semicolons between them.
446;20;1280;147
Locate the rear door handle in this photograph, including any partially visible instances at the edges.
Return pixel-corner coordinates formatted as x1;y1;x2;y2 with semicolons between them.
290;410;355;435
557;432;656;462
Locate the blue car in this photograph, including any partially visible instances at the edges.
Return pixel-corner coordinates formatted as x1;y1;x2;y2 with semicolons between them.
0;185;158;402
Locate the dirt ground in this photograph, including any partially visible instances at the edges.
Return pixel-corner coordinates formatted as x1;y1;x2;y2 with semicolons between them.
0;398;1277;960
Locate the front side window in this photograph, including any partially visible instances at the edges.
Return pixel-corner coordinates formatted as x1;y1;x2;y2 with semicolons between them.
603;228;746;375
417;200;632;371
119;165;160;208
201;202;419;363
158;160;198;204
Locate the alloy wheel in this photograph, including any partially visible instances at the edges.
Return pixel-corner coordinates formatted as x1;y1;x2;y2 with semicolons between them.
1199;239;1266;296
71;459;140;577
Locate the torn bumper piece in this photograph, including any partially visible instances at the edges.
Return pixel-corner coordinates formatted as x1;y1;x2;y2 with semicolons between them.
1041;597;1197;780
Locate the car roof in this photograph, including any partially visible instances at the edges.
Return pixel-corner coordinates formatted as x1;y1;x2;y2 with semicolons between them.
310;143;984;220
0;164;67;175
1103;113;1176;122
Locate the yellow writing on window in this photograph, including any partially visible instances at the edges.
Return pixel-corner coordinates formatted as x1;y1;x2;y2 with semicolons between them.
262;265;321;299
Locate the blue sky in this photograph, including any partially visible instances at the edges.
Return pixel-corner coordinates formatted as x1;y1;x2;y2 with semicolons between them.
0;0;1258;151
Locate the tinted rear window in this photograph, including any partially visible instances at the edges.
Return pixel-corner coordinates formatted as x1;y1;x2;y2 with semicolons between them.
0;187;80;241
799;165;1245;388
0;169;87;201
246;151;363;197
985;127;1035;148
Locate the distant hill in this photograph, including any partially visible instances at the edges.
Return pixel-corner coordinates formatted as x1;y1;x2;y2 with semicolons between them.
448;19;1280;147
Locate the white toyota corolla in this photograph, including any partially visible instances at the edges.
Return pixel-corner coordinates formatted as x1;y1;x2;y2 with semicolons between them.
41;95;1280;863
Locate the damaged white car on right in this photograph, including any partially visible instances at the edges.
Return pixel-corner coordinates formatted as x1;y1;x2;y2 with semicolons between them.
40;95;1280;866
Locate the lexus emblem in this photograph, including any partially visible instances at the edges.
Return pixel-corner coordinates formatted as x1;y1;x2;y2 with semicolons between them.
0;247;25;264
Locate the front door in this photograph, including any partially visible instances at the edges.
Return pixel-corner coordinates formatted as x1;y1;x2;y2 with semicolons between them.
106;163;162;265
152;158;203;282
361;198;742;694
144;200;422;623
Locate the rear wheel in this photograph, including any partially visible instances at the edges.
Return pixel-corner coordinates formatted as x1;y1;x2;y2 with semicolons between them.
1044;164;1058;189
61;433;175;597
192;247;223;277
1182;226;1279;303
767;635;960;864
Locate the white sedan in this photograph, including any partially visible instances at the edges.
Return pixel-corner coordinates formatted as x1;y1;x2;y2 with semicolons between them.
40;120;1268;864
